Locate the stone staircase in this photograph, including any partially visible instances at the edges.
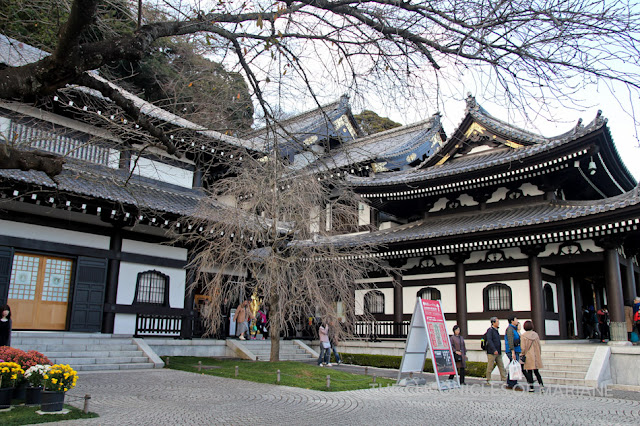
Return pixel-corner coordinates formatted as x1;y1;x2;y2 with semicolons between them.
12;331;157;371
234;339;316;361
538;344;597;386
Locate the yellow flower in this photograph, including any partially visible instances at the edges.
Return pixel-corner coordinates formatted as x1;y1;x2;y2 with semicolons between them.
11;374;16;380
51;378;58;384
64;388;68;391
44;375;49;379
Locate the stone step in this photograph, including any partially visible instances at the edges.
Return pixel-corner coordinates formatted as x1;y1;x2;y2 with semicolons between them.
541;370;587;379
541;357;592;366
542;351;594;359
13;332;130;339
75;363;155;372
16;344;139;353
45;350;144;359
51;356;150;365
12;337;134;346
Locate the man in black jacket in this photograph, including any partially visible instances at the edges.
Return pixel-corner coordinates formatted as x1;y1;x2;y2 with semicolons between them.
485;317;507;384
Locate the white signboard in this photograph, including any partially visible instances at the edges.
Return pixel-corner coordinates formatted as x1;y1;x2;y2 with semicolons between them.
397;298;459;390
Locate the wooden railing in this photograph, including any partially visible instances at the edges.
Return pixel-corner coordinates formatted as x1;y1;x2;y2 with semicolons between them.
135;314;182;337
354;320;410;340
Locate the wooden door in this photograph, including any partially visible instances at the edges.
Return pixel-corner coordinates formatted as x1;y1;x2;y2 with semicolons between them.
7;253;73;330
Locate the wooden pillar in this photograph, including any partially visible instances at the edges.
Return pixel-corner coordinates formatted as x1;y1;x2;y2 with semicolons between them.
393;271;403;337
556;276;568;339
623;257;637;302
102;227;122;334
180;254;196;339
522;245;545;339
449;252;470;337
603;247;627;341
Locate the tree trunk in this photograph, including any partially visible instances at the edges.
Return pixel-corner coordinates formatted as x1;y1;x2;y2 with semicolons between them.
269;319;281;362
269;293;280;362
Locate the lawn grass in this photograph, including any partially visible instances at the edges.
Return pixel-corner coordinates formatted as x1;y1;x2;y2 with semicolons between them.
0;404;98;425
164;357;395;391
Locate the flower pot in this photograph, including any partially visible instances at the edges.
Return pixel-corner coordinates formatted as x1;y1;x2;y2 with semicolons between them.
40;390;65;412
25;386;42;406
12;381;26;400
0;387;13;409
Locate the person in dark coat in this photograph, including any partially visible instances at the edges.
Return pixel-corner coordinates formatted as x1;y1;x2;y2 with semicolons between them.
0;304;11;347
448;325;467;384
485;316;507;383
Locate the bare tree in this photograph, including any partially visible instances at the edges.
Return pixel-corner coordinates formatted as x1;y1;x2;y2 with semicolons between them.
2;0;640;154
180;147;389;361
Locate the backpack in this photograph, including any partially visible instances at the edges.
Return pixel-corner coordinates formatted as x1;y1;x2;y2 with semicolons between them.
480;330;488;351
634;310;640;322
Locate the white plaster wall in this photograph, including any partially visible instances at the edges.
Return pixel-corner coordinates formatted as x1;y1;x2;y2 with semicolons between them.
131;156;194;188
467;318;533;337
458;193;479;207
486;187;509;203
114;313;136;335
354;288;393;315
466;279;531;313
116;262;186;308
402;284;455;314
429;197;448;212
545;319;560;336
521;183;543;196
466;266;528;276
0;219;110;249
358;202;371;226
121;239;188;261
403;272;455;281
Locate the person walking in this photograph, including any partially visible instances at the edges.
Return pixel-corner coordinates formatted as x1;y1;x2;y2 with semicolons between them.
328;320;342;365
597;306;610;342
625;300;635;341
234;300;253;340
0;304;11;347
317;320;332;367
448;325;467;384
505;316;522;390
520;320;545;393
485;317;507;384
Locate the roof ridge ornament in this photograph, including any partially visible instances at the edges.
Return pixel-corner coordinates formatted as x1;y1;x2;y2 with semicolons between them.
573;118;583;134
465;93;479;112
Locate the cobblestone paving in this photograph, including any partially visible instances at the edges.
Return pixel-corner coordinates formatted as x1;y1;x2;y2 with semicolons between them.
52;369;640;425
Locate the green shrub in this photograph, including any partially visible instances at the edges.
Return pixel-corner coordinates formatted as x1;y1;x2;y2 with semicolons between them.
333;353;487;377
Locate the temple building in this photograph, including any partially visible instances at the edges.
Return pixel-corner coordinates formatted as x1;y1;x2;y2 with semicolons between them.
1;34;639;348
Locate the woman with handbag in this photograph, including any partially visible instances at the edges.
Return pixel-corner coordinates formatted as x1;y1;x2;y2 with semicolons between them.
520;320;545;393
448;325;467;384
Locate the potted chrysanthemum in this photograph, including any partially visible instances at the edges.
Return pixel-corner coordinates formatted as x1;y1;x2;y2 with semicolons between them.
0;361;24;409
41;364;78;412
24;364;51;405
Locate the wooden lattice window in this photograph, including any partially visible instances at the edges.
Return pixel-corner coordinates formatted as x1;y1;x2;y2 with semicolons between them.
133;270;169;306
417;287;441;301
364;290;385;314
484;283;512;311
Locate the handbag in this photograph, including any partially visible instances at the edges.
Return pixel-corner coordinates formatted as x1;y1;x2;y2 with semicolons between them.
454;353;462;362
322;341;331;349
508;359;525;380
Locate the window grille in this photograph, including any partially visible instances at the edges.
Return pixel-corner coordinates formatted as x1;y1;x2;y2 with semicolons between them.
484;283;512;311
417;287;441;300
134;271;169;306
8;120;111;166
364;290;384;314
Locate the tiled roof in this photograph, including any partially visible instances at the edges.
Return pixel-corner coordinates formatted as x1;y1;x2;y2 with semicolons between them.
299;114;442;174
0;161;207;217
243;96;354;156
0;34;258;152
347;112;607;188
299;186;640;248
